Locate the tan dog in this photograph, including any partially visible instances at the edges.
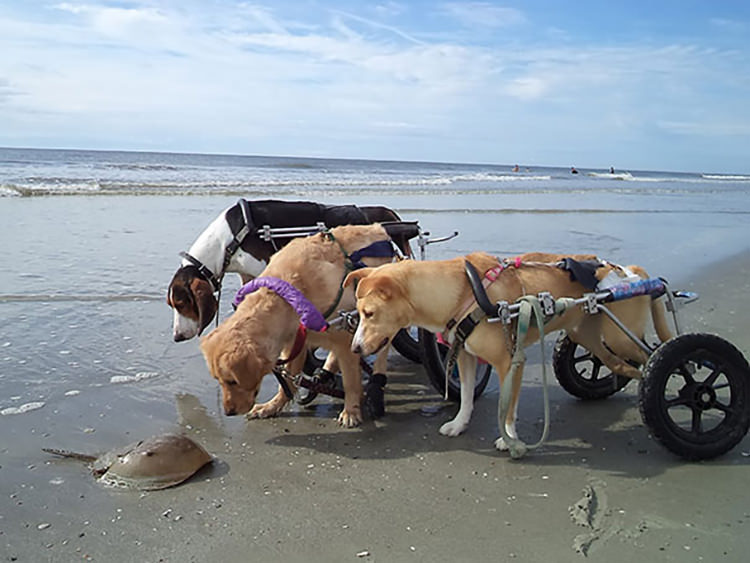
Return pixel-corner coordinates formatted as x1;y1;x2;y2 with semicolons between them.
200;224;395;427
345;251;671;451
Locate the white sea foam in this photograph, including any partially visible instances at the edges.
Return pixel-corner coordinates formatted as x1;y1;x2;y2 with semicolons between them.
1;401;46;415
109;371;159;384
64;390;81;396
702;174;750;181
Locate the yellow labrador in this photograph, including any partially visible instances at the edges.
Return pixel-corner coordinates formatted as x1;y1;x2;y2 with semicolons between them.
345;251;671;451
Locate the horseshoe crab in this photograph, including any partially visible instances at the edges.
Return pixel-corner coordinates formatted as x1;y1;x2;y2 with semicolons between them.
43;433;213;490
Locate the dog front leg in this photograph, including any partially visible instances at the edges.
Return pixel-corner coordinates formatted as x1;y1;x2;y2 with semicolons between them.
248;353;306;419
439;350;477;437
329;334;364;427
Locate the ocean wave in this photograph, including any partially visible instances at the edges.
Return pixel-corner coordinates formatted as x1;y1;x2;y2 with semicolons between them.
102;163;183;171
701;174;750;181
0;293;162;303
396;207;750;215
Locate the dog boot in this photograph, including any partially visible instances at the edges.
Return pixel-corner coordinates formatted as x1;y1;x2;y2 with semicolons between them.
364;372;388;419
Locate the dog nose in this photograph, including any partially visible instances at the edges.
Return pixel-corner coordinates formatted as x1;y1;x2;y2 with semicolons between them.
224;407;237;416
173;333;187;342
352;344;362;355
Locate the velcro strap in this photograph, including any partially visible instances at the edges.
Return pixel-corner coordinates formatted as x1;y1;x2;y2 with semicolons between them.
349;240;395;269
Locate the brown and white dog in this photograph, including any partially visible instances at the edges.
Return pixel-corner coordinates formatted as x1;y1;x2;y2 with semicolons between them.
199;224;397;427
344;252;671;451
167;199;408;342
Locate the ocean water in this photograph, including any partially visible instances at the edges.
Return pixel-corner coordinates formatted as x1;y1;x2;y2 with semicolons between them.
0;147;749;447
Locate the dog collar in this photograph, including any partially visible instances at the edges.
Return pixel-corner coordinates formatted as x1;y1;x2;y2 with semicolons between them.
179;251;223;292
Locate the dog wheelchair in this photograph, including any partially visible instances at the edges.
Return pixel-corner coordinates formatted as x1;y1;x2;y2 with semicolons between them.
438;260;750;461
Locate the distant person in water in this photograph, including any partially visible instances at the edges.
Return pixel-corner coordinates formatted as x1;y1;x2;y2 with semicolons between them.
512;164;520;173
610;166;615;174
571;166;578;174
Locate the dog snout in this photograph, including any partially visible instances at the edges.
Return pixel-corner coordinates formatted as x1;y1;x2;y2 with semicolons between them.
224;406;238;416
352;343;363;355
173;332;187;342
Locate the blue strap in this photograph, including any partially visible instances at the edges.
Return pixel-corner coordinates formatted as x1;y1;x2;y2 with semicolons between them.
349;240;395;269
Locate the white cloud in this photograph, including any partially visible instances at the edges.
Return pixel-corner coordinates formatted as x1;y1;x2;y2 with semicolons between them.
505;76;548;100
441;2;525;28
0;1;748;170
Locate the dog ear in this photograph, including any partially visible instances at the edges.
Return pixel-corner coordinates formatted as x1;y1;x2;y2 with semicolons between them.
190;278;218;334
343;268;374;288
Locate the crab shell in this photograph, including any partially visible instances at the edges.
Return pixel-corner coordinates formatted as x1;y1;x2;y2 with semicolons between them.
95;434;213;490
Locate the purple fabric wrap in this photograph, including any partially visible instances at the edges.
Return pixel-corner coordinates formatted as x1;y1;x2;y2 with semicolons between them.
606;278;666;302
233;276;329;332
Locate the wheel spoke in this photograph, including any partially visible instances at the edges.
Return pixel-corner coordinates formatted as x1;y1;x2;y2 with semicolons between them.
690;408;703;434
704;366;724;387
590;361;602;382
677;362;696;385
713;401;735;416
573;352;592;365
665;396;690;408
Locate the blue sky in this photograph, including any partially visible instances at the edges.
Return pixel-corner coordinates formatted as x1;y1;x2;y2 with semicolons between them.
1;1;749;172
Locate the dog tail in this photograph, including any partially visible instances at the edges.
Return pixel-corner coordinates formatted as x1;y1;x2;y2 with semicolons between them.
650;296;673;344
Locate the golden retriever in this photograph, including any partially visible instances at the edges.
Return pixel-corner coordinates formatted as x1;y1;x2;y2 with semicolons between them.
200;224;396;427
344;251;671;451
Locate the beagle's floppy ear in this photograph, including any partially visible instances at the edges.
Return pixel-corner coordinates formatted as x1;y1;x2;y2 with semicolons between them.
190;278;218;335
343;267;374;288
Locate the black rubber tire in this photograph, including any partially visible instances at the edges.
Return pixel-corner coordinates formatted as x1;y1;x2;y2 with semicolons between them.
419;329;491;402
391;327;423;363
638;333;750;460
552;334;631;400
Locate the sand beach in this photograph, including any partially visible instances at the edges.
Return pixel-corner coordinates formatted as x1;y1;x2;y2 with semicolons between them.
1;251;749;562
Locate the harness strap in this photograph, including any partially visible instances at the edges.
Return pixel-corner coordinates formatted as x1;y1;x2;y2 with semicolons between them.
349;240;396;269
445;258;517;332
273;367;296;400
443;307;486;400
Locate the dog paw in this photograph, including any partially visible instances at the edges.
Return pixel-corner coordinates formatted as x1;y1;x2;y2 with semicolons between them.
494;436;510;451
248;402;282;419
337;407;363;428
439;420;467;437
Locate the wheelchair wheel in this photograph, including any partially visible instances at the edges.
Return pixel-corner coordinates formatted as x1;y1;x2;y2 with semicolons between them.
391;327;422;363
552;334;631;400
420;329;491;402
638;333;750;460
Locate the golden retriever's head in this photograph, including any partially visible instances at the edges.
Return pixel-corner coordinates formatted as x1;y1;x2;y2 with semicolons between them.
199;330;273;416
344;267;412;356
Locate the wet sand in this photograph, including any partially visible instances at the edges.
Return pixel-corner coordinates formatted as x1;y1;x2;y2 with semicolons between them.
1;210;749;561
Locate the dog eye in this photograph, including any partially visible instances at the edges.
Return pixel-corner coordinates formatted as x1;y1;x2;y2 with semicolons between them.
363;310;374;319
225;380;238;386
